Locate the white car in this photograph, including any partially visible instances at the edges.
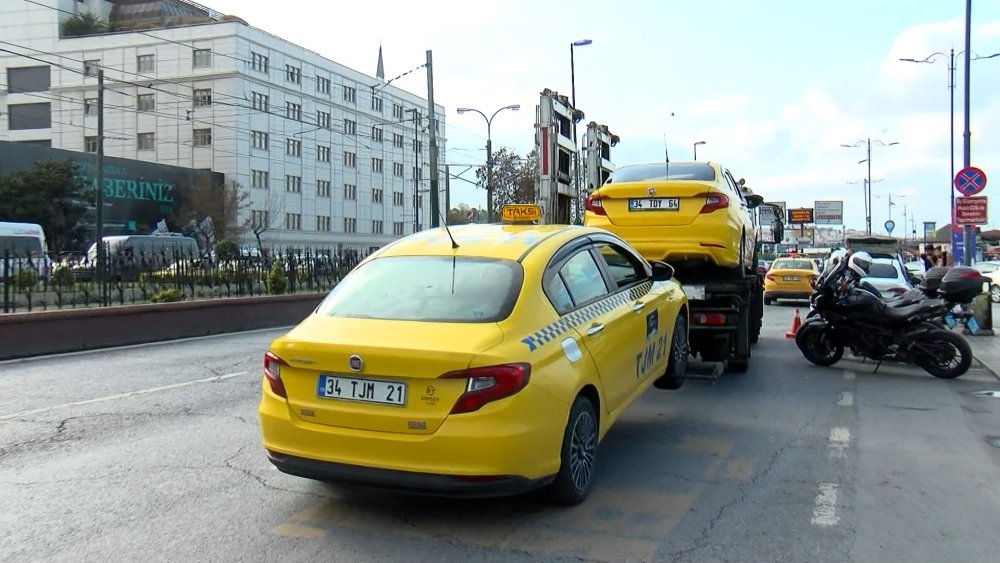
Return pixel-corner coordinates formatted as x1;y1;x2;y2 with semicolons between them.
864;255;914;299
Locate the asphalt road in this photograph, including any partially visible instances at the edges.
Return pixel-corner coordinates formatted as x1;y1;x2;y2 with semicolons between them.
2;306;999;562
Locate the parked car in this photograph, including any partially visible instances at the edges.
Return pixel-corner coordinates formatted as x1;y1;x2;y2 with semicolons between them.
864;254;915;298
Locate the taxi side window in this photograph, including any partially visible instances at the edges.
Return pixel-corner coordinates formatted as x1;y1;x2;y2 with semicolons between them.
594;243;647;289
545;274;575;315
559;250;610;307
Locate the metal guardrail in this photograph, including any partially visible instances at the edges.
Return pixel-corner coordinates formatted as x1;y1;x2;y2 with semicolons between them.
1;246;372;314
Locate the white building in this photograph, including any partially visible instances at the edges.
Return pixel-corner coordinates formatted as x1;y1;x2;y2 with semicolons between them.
0;0;444;249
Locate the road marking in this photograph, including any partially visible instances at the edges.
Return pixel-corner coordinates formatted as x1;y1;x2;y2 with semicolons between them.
843;371;856;380
828;427;851;459
0;371;250;420
272;522;327;539
811;483;840;526
838;391;854;407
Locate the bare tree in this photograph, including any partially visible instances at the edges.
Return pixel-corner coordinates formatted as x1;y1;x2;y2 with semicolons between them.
173;179;249;250
249;193;284;253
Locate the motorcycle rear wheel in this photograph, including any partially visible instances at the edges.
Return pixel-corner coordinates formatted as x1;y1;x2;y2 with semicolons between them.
795;324;844;367
913;329;972;379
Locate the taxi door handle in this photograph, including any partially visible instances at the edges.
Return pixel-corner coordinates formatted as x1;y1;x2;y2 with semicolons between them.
632;300;645;312
587;323;605;336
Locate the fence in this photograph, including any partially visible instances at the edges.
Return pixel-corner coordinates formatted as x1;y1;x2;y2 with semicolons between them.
1;246;373;313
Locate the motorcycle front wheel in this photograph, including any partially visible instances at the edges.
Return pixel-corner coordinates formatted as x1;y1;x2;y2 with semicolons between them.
912;329;973;379
795;323;844;367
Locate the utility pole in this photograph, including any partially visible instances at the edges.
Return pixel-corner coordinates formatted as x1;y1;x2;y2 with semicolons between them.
962;0;973;265
96;69;107;307
866;139;872;235
425;50;440;228
405;108;419;232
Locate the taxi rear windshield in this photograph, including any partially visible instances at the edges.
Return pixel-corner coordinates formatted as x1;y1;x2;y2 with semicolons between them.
773;259;814;270
607;163;716;183
316;256;523;323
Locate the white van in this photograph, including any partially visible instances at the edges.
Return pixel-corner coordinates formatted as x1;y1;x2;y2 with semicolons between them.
85;233;200;263
0;222;52;280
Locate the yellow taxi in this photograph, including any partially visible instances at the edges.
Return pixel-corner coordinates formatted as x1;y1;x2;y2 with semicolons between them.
259;207;689;505
763;257;819;304
583;161;763;272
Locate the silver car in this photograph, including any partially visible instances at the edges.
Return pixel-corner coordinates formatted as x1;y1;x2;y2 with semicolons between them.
864;255;914;298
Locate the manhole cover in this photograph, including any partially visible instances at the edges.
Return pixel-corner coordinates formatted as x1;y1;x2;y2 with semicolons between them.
972;390;1000;399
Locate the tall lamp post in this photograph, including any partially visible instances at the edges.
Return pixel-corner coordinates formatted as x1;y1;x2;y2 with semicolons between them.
841;138;899;235
456;104;521;223
570;38;592;224
899;48;999;264
693;141;706;160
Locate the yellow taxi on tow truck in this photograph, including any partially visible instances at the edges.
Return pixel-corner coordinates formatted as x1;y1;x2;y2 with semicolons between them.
259;205;689;504
583;161;760;271
763;257;819;304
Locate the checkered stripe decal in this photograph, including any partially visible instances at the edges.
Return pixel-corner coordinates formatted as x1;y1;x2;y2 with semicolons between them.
521;281;654;352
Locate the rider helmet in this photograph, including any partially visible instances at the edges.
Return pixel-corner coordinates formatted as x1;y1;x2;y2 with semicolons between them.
847;251;872;278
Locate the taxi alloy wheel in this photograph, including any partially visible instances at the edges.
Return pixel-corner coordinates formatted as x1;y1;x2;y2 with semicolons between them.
546;397;597;505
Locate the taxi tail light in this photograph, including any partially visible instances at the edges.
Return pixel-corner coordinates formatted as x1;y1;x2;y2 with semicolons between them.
699;193;730;214
766;274;776;281
264;351;288;399
809;275;818;287
441;363;531;414
584;194;607;216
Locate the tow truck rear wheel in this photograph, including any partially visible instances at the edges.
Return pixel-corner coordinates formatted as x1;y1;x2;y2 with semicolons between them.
655;313;688;390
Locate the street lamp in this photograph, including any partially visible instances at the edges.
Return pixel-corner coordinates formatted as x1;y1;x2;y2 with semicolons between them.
456;104;521;223
570;38;592;224
841;139;899;235
693;141;706;160
899;48;1000;264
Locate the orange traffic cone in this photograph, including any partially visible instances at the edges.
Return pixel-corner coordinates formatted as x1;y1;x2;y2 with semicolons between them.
785;308;802;339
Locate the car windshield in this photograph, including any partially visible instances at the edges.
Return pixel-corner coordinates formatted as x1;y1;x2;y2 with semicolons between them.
868;262;900;279
606;162;716;183
0;235;42;254
773;259;813;270
316;256;523;322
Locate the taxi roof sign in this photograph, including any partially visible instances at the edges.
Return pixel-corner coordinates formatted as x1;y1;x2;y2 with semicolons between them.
501;204;542;223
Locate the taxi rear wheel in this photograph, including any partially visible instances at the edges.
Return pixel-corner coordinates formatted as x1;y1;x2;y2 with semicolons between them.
546;397;597;505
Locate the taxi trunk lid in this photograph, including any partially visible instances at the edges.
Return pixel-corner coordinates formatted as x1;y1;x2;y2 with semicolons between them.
597;180;720;227
271;317;504;434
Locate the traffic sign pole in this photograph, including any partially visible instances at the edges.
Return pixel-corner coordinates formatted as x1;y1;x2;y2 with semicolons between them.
955;166;988;265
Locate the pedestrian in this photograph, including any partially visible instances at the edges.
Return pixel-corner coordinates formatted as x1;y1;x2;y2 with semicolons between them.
921;252;933;271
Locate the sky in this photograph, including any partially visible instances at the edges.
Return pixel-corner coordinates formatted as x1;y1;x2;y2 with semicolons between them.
201;0;1000;234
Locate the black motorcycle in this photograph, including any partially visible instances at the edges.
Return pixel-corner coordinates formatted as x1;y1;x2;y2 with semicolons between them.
795;254;973;379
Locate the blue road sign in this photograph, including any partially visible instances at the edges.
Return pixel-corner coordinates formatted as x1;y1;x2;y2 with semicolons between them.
954;166;987;196
885;219;895;235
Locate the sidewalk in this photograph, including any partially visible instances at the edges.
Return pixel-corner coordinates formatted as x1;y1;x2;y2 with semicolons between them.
966;332;1000;380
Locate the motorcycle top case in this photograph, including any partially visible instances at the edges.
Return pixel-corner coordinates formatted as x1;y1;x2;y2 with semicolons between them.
939;267;986;303
919;266;950;294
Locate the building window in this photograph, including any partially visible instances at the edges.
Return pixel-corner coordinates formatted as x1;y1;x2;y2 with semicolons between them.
252;130;269;150
84;97;97;116
317;145;330;162
83;60;100;77
392;103;404;119
285;213;302;230
317;110;330;129
137;93;155;112
413;166;422;180
343;85;356;103
393;191;404;205
136;54;155;73
251;210;270;228
393;133;404;148
317;215;331;232
344;217;357;233
344;183;357;200
392;162;404;177
372;220;384;235
372;188;383;203
192;49;211;68
286;101;301;121
84;135;98;153
343;151;356;168
286;175;302;193
371;158;383;174
371;126;383;143
286;138;301;157
193;88;212;107
285;64;301;84
7;102;51;130
393;221;404;236
343;118;356;135
252;91;269;112
372;97;383;112
413;193;423;208
252;169;269;188
317;180;330;197
317;76;330;94
415;140;423;153
193;128;212;147
251;52;269;73
137;132;155;151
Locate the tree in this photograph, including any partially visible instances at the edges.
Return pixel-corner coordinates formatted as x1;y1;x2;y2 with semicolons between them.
474;148;538;220
0;160;91;253
60;12;109;37
249;194;284;252
173;179;248;251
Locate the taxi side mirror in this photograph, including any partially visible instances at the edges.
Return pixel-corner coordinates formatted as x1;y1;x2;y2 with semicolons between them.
651;261;674;282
